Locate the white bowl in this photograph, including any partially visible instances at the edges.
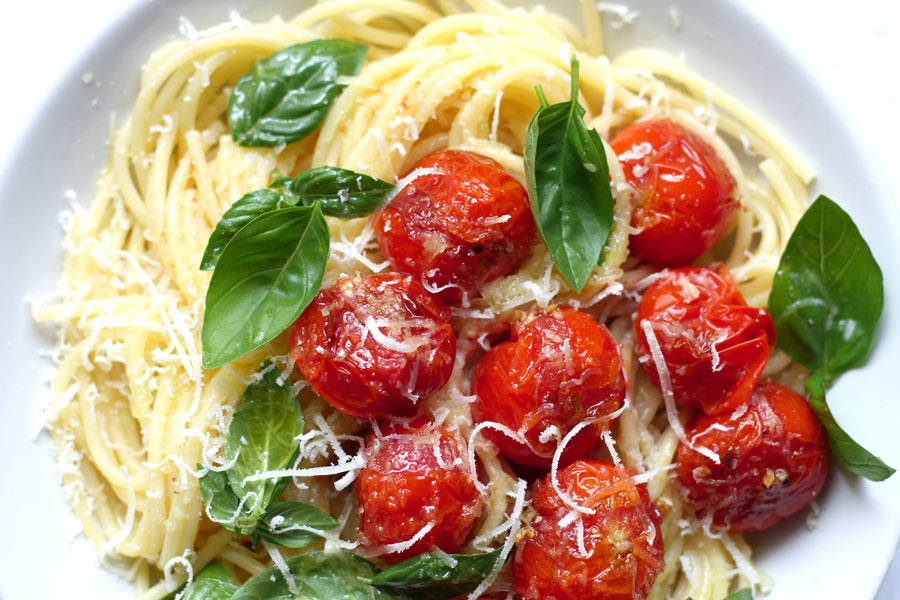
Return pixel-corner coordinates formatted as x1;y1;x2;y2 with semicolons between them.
1;1;898;598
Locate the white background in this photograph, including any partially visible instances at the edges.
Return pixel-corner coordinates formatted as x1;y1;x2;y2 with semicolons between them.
0;0;897;598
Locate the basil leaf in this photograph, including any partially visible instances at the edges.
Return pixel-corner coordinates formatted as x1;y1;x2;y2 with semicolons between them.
368;549;502;600
257;501;339;548
202;204;330;368
289;166;394;218
722;589;753;600
769;195;883;385
229;40;368;147
184;562;237;600
200;189;300;271
806;373;894;481
225;363;305;528
524;58;614;293
198;468;246;534
231;551;393;600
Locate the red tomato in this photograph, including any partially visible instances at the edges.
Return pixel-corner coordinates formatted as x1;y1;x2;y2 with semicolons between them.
675;382;828;532
290;273;456;419
634;264;775;415
513;460;664;600
610;118;738;265
356;419;483;562
374;150;536;305
472;307;626;468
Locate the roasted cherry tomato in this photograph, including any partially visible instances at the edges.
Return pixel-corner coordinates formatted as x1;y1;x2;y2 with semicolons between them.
356;419;483;562
290;273;456;419
634;264;775;415
472;307;626;468
610;118;738;265
675;381;828;532
374;150;536;305
513;460;664;600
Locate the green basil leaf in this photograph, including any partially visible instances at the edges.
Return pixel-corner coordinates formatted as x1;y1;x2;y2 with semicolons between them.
183;562;237;600
289;166;394;218
201;204;330;368
368;549;502;600
225;363;306;527
200;189;300;271
806;372;894;481
524;58;614;293
769;195;883;385
231;551;393;600
257;501;339;548
229;40;368;147
722;589;753;600
198;468;246;534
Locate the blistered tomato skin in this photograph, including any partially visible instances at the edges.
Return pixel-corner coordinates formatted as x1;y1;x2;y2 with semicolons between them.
374;150;536;305
676;382;828;532
356;419;483;563
290;273;456;419
635;264;775;415
471;308;626;468
610;118;738;265
514;460;665;600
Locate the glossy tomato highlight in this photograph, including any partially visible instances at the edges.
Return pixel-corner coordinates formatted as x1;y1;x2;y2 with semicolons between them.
676;382;828;532
374;150;536;305
611;118;738;265
290;273;455;419
356;419;483;562
514;460;664;600
635;264;775;415
472;307;626;468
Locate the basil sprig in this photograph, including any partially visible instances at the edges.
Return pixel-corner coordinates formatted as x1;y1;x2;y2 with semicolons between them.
161;561;237;600
229;40;367;147
367;548;503;600
231;551;394;600
198;363;338;545
200;166;394;368
524;58;615;293
769;195;894;481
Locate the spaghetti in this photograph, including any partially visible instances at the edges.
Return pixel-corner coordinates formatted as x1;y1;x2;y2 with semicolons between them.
32;1;814;598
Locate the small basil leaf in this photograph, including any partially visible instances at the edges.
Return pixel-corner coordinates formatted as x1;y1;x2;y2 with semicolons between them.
231;551;392;600
722;589;753;600
769;195;883;385
289;166;394;218
257;501;339;548
806;372;894;481
368;549;502;600
229;40;368;147
202;204;330;368
524;58;614;293
200;189;300;271
183;562;237;600
198;468;245;534
225;363;306;527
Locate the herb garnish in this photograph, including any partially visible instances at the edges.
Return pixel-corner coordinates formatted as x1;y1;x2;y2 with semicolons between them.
367;548;503;600
769;194;894;481
198;363;338;545
228;40;367;147
524;58;615;293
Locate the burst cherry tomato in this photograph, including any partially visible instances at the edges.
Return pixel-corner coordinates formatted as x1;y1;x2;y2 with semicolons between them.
356;419;483;562
374;150;536;305
634;264;775;415
472;307;626;468
610;118;738;265
676;382;828;532
513;460;664;600
290;273;456;419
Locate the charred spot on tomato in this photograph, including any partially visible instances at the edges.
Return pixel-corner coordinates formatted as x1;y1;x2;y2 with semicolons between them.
290;273;456;419
634;264;775;415
356;418;483;563
374;149;536;305
472;307;626;468
513;460;664;600
675;382;828;532
611;118;738;265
